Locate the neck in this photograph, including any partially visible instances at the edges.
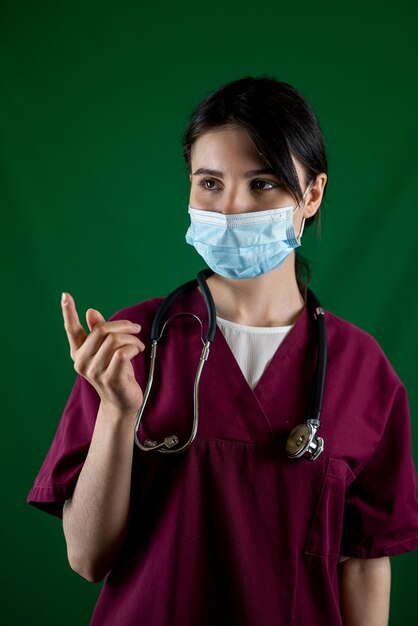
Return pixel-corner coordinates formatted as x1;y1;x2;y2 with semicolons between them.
205;252;306;327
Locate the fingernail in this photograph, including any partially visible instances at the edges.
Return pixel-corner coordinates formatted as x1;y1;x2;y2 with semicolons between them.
61;292;68;305
133;323;141;331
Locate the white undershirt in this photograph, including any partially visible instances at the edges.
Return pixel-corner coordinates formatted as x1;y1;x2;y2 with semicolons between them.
216;316;294;390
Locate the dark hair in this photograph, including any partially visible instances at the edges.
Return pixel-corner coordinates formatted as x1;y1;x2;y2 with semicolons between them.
181;75;328;300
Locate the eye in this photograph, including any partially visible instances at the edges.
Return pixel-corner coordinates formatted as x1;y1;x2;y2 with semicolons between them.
251;179;279;191
198;178;221;191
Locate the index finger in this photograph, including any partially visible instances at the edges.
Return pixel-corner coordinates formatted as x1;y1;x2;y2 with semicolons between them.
61;292;87;358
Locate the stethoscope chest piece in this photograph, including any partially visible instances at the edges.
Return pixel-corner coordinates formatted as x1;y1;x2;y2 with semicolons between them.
286;421;325;461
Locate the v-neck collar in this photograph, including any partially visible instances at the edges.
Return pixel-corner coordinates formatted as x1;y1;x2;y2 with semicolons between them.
181;283;312;439
190;285;310;385
214;312;306;392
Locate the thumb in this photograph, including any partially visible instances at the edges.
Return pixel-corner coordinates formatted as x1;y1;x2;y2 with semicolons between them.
86;308;107;332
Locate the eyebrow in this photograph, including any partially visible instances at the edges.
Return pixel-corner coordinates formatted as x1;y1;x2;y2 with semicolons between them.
192;167;277;178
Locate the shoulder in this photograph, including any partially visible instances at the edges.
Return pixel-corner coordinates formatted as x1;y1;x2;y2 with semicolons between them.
106;295;166;326
325;308;379;347
104;282;200;330
324;307;404;390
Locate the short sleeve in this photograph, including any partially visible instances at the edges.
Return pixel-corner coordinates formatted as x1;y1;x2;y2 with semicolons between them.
341;383;418;558
26;373;101;519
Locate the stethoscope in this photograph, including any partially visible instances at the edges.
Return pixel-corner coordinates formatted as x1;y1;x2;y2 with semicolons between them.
134;268;326;461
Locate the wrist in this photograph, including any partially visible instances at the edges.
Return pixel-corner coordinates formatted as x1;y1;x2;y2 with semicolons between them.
98;401;139;427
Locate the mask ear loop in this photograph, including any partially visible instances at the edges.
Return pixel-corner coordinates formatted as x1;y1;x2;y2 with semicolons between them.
297;216;306;242
292;184;311;243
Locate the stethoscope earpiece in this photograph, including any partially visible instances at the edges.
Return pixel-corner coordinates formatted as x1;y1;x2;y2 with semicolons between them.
286;422;325;461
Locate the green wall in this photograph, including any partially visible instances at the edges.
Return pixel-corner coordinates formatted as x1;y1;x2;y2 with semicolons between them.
2;0;417;623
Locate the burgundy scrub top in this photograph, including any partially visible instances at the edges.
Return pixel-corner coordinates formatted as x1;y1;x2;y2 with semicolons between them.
27;284;418;626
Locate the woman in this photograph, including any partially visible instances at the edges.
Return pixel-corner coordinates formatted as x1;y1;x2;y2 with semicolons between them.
27;76;418;626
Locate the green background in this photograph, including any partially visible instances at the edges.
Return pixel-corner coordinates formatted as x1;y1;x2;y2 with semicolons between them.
2;0;417;623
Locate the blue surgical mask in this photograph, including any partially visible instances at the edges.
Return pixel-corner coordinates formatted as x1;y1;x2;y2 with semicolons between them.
185;190;310;280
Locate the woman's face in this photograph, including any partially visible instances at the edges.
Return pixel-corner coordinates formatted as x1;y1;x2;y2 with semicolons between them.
189;123;323;237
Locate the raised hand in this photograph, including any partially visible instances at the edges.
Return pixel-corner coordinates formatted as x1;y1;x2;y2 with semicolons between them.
61;292;145;417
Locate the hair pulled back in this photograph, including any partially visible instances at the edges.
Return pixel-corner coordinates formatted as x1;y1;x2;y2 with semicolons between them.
182;75;328;299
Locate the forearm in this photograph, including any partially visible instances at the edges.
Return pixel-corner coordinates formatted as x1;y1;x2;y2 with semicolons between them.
62;401;136;582
338;556;391;626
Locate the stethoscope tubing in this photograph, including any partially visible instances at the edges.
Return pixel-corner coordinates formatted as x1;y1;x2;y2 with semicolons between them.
134;269;327;458
150;269;217;343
